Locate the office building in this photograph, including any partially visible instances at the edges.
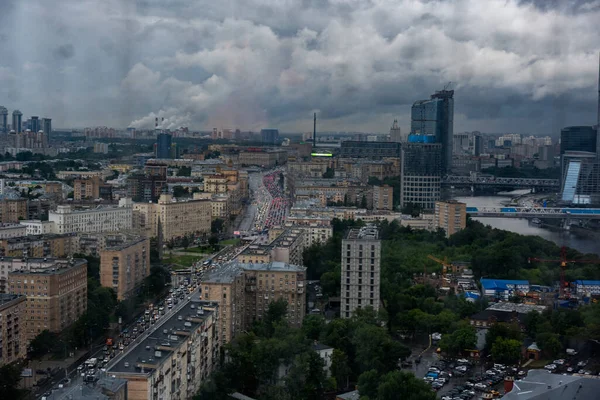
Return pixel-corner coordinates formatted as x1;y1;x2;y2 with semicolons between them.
42;118;51;139
108;301;219;400
48;198;133;234
339;141;401;159
133;193;211;240
434;200;467;238
0;294;27;365
261;129;279;144
0;106;7;133
155;132;172;159
12;110;22;133
202;261;306;344
341;225;381;318
8;258;87;340
100;235;150;300
560;126;597;155
389;119;402;142
400;143;442;210
560;151;600;205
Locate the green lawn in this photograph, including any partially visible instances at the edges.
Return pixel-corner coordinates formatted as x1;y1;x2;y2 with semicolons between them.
182;246;211;254
220;238;241;246
526;359;550;369
162;254;201;269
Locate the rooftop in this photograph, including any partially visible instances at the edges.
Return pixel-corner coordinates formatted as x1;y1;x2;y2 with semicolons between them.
470;309;526;324
0;293;25;308
336;390;360;400
480;278;529;290
108;300;215;374
203;261;306;284
9;258;87;275
487;302;546;314
503;369;600;400
104;235;147;251
345;225;379;240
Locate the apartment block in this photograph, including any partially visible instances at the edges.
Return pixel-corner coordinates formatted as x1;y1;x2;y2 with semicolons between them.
73;176;112;201
0;199;28;223
19;220;56;235
201;261;306;344
133;193;211;240
107;301;220;400
49;198;133;234
238;149;288;167
269;228;305;266
434;200;467;238
371;185;394;211
8;258;87;340
0;233;77;258
0;294;27;365
0;223;27;239
341;226;381;318
100;236;150;300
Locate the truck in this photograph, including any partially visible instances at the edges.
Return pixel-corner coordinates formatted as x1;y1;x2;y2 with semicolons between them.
85;358;98;368
106;338;113;346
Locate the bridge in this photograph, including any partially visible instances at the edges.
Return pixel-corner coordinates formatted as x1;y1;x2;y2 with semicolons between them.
443;175;560;189
466;207;600;220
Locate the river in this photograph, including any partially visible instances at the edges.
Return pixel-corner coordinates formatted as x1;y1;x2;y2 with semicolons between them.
453;192;600;256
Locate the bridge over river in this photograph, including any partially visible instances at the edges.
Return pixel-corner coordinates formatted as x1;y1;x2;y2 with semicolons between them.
466;207;600;220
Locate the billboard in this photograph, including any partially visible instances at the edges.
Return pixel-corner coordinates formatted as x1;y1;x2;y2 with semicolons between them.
311;152;333;157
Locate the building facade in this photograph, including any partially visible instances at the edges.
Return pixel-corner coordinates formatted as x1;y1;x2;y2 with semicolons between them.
400;143;442;210
0;233;77;258
0;199;28;223
0;294;27;365
49;198;133;234
8;258;87;340
560;126;597;155
434;200;467;238
156;133;173;159
372;185;394;211
339;141;401;159
100;236;150;300
341;226;381;318
0;223;27;239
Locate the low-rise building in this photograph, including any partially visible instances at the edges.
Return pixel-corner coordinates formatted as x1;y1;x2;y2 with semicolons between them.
0;294;27;365
49;198;133;234
0;223;27;239
8;258;87;339
480;278;530;300
100;235;150;300
108;301;219;400
201;261;306;344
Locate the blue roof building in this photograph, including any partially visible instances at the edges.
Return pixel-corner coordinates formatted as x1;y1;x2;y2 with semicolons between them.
572;280;600;296
480;278;529;299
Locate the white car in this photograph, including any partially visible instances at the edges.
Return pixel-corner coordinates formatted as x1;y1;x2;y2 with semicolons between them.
553;359;565;365
545;364;557;370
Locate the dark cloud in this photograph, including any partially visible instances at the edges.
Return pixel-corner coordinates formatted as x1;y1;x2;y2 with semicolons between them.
54;44;75;60
0;0;598;134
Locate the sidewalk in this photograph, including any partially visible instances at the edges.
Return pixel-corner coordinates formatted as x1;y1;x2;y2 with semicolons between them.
24;349;89;389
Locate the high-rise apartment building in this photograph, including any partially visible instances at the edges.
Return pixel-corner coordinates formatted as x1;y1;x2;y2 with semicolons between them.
8;258;87;340
0;107;8;133
372;185;394;211
400;143;442;210
12;110;22;133
0;198;28;223
434;200;467;238
156;132;172;159
201;261;306;344
100;235;150;300
30;116;40;133
411;89;454;173
42;118;52;140
0;294;27;365
341;225;381;318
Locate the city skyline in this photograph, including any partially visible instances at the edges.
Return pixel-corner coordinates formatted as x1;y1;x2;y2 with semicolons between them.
1;1;600;135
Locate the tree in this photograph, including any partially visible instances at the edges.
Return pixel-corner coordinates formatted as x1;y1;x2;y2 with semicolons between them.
485;322;522;352
177;166;191;176
331;349;351;390
146;265;171;296
284;351;326;400
211;218;225;234
536;332;562;357
0;364;24;399
172;185;189;198
181;235;190;250
302;315;325;341
322;167;334;178
439;325;477;356
491;337;522;365
361;194;368;209
357;369;380;399
29;330;59;358
358;369;436;400
208;235;219;249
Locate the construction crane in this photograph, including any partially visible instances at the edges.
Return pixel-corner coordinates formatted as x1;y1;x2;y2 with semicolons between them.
528;246;600;298
427;255;459;278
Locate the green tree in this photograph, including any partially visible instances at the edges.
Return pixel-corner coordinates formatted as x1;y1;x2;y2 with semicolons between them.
29;329;59;358
357;369;380;399
302;315;325;341
177;166;191;176
331;349;352;390
181;235;190;250
491;337;522;365
172;185;189;198
376;370;437;400
208;235;219;249
439;325;477;356
361;194;368;209
485;322;523;352
536;332;562;357
284;351;326;400
0;364;24;399
211;218;225;234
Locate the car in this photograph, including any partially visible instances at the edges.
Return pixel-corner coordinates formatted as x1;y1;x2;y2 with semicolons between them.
553;359;565;365
577;360;588;367
545;364;557;370
428;367;440;373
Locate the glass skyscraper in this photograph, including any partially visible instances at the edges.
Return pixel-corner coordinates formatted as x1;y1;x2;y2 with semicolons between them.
410;90;454;173
12;110;22;133
0;107;7;133
560;126;597;155
156;132;172;159
261;129;279;145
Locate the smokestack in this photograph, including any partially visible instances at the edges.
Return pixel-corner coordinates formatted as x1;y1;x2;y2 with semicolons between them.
313;112;317;147
162;117;165;122
155;117;158;128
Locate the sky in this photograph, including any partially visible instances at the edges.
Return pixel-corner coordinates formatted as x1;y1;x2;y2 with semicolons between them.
1;0;599;135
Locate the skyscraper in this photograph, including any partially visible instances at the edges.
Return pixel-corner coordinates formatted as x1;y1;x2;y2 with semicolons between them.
12;110;22;133
411;89;454;173
30;116;40;133
155;132;172;159
389;119;402;142
42;118;52;143
0;107;7;133
400;142;442;210
341;225;381;318
560;126;596;155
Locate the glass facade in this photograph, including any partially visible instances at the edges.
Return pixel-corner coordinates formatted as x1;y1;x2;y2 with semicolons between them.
400;143;442;210
156;132;172;159
560;126;597;154
261;129;279;144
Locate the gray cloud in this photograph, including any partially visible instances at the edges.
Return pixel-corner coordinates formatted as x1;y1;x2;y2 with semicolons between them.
0;0;599;135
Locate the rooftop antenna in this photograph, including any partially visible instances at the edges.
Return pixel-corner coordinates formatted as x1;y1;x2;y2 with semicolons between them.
443;81;452;91
313;112;317;149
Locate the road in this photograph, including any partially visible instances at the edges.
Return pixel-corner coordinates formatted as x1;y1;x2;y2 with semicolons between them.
238;172;262;232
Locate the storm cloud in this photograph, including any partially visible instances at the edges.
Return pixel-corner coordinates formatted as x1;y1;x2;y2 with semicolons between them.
1;0;599;135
